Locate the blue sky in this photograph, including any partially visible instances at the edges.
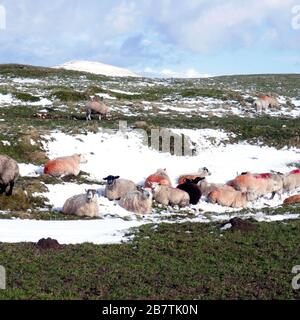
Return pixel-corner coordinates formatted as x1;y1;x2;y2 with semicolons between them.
0;0;300;77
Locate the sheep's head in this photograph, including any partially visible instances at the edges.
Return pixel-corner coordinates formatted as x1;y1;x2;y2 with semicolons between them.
156;168;168;175
78;154;88;164
199;167;211;176
137;186;152;200
85;189;97;203
149;182;160;193
103;175;120;186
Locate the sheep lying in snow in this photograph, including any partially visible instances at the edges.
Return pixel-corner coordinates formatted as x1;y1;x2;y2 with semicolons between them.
198;177;235;198
86;96;110;121
178;167;211;184
229;172;282;199
44;154;88;177
104;175;137;200
119;186;153;215
144;168;172;188
150;182;190;207
282;169;300;193
177;178;202;205
0;155;19;196
62;189;99;217
208;188;256;208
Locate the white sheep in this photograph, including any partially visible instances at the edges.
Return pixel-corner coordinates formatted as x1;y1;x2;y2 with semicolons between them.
119;187;153;215
0;155;19;196
62;189;100;217
104;175;137;200
86;96;110;121
198;177;235;198
150;182;190;207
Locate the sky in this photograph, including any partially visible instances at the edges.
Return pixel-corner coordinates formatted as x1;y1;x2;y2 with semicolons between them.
0;0;300;77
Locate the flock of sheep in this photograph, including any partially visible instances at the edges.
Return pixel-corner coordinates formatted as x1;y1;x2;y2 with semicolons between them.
1;152;300;217
84;94;281;122
0;93;298;216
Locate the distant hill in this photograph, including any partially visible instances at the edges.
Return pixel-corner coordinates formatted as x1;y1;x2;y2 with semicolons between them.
53;60;141;78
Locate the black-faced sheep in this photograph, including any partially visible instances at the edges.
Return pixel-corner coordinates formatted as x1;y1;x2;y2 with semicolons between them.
177;178;202;205
104;175;137;200
119;186;153;215
62;189;99;217
0;155;19;196
150;182;190;207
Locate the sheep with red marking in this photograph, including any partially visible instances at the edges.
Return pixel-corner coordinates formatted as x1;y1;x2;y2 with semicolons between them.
44;154;88;177
144;168;172;188
178;167;211;185
229;171;283;199
282;169;300;193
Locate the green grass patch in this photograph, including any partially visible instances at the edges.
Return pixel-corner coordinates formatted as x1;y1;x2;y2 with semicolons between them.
0;220;299;299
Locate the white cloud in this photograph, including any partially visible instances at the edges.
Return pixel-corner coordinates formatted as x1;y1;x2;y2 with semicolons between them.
144;67;212;78
106;1;140;33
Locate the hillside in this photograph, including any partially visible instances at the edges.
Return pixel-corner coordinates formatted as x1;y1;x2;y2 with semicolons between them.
0;63;300;299
53;60;141;78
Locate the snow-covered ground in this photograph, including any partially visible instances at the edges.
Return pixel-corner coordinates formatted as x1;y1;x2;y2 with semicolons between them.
3;128;298;245
54;60;141;78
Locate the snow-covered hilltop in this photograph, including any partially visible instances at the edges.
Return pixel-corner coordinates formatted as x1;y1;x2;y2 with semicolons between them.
53;60;141;78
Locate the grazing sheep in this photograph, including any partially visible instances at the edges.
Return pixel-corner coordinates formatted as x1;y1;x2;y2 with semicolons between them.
103;175;137;200
198;177;235;198
144;169;172;188
150;182;190;207
119;186;153;215
86;96;110;121
253;95;279;113
229;172;282;199
208;188;256;208
283;194;300;205
62;189;99;217
177;178;202;205
0;155;19;196
178;167;211;185
44;154;88;177
282;169;300;193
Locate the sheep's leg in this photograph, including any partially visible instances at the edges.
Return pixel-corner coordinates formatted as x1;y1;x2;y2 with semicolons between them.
86;110;91;121
0;184;6;195
6;181;14;196
270;192;276;200
98;114;102;121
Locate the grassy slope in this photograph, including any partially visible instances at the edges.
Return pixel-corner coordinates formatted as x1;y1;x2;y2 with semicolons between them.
0;220;300;300
1;64;300;299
